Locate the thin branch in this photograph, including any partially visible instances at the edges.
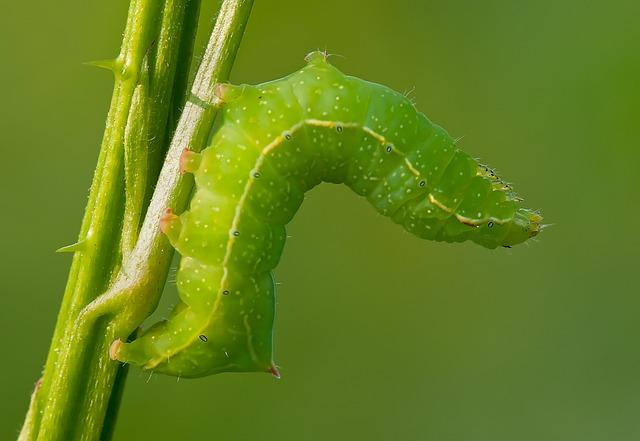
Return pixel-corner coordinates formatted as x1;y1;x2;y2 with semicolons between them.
17;0;227;439
80;0;255;340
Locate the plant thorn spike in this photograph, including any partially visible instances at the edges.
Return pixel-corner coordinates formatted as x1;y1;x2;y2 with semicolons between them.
55;240;85;253
83;58;118;73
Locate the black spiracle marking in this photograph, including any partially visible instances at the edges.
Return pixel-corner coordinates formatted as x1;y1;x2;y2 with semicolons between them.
385;145;393;153
336;125;343;133
233;230;240;237
419;180;426;187
222;289;230;295
199;335;208;342
284;133;292;140
253;171;261;178
487;221;494;228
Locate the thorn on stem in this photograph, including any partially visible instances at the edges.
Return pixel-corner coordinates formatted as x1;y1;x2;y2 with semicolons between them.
56;240;86;254
83;58;118;73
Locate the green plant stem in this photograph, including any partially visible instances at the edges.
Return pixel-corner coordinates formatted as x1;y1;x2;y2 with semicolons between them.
17;0;208;439
73;0;254;434
74;0;255;342
121;0;201;259
20;0;254;439
28;1;162;439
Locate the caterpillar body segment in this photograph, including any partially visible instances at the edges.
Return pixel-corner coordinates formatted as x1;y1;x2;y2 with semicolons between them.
112;52;541;378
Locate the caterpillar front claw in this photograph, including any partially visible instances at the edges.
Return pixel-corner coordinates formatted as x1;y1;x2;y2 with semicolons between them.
159;208;182;247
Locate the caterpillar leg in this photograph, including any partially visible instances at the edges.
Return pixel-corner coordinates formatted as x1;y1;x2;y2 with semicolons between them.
179;148;201;174
160;208;182;246
214;83;245;103
109;339;124;361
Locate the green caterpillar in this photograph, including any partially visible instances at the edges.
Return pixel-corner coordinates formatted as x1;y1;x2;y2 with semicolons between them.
110;51;542;378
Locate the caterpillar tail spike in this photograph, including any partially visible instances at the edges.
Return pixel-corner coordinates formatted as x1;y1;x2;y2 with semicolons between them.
269;364;281;379
305;49;329;64
111;51;542;378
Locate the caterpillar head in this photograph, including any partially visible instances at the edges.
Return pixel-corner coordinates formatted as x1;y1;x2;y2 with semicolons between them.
503;208;543;246
472;208;543;249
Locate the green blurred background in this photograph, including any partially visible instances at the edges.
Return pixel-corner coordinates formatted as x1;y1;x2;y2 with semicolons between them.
2;0;639;440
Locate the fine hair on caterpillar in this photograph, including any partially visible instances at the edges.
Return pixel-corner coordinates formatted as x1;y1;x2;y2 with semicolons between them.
109;51;542;379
